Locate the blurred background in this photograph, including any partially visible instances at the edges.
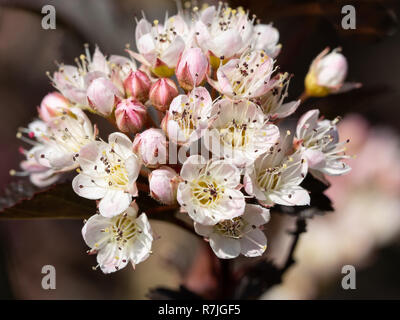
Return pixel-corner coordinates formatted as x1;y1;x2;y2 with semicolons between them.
0;0;399;299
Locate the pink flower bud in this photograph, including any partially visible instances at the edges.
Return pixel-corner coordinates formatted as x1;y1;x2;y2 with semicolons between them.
37;92;70;122
87;77;120;116
124;70;152;103
176;48;209;91
149;166;180;205
132;128;168;168
115;98;147;134
149;78;179;112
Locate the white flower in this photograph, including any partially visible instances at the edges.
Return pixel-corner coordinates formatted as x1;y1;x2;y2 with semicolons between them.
204;99;279;168
32;108;96;172
50;46;135;109
252;24;281;58
131;15;188;77
244;134;310;207
295;109;351;176
194;204;270;259
163;87;213;146
208;50;278;100
255;73;300;120
82;203;153;273
194;4;253;63
13;146;59;187
72;132;141;217
177;155;245;225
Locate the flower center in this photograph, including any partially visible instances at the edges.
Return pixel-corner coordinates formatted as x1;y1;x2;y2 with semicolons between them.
220;119;249;148
110;215;138;244
100;150;129;189
44;114;92;153
257;166;282;191
214;217;245;239
229;51;269;97
192;179;223;207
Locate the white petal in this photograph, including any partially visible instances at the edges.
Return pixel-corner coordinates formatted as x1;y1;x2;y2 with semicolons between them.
194;222;213;237
82;214;111;248
72;174;107;200
180;155;207;180
242;204;270;227
209;233;241;259
269;186;310;206
98;189;132;217
240;229;267;257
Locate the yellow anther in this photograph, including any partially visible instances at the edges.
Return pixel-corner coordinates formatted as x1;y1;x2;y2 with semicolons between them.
286;130;291;135
9;169;16;176
153;19;159;26
16;132;22;138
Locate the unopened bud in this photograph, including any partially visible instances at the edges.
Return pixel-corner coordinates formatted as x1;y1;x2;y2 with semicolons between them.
115;98;147;134
176;48;209;91
149;166;180;205
87;77;120;116
38;92;70;122
124;70;152;103
149;78;179;112
132;128;168;168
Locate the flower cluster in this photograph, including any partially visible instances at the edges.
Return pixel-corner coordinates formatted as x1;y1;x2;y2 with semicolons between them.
12;2;356;273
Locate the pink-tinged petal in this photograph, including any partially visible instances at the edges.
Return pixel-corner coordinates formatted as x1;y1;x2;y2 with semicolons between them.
242;204;270;227
108;132;133;158
160;36;185;68
218;189;246;218
282;151;308;185
335;82;362;94
210;29;243;58
316;51;347;87
137;33;157;65
194;222;213;237
240;229;267;257
215;60;237;94
208;160;241;188
275;100;300;119
98;189;132;217
304;148;326;170
180;155;207;180
30;170;59;188
167;120;186;143
194;21;212;50
209;233;241;259
200;5;216;25
176;183;193;208
243;173;254;196
82;214;111;248
126;49;152;67
89;46;109;74
87;78;120;116
78;142;102;171
296;109;320;139
253;24;280;57
135;18;152;44
125;155;141;189
72;174;107;200
321;160;351;176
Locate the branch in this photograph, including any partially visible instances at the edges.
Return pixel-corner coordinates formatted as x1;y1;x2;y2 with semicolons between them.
281;217;307;273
